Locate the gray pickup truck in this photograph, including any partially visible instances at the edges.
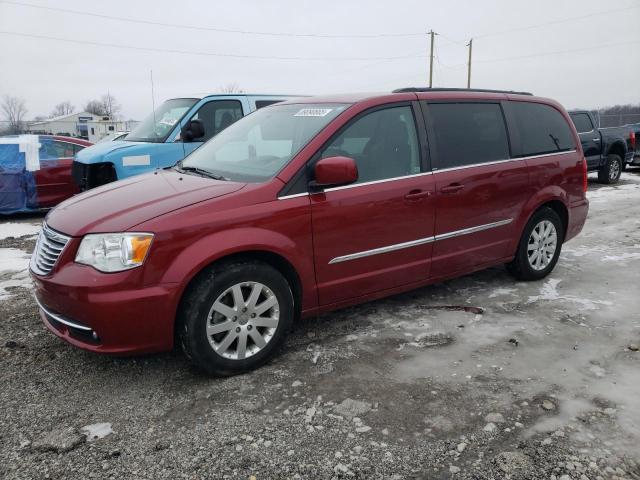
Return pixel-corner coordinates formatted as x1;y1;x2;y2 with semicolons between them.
569;110;636;184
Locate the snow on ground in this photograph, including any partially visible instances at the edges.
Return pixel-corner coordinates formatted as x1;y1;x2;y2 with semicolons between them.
0;248;31;272
0;222;40;240
0;219;41;300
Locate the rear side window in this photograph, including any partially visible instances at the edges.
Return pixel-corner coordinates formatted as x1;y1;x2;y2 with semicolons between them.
510;102;575;156
320;105;421;184
428;103;510;169
570;113;594;133
256;100;282;109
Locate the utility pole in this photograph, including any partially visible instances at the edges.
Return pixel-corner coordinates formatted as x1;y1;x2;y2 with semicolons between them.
466;38;473;88
428;30;437;88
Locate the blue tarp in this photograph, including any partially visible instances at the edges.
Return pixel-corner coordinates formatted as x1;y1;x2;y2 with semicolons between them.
0;140;39;214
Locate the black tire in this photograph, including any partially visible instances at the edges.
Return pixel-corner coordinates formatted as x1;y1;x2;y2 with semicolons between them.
178;260;294;376
597;154;622;184
507;207;564;281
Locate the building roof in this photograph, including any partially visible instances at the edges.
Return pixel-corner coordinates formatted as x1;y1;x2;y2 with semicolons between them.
29;111;106;125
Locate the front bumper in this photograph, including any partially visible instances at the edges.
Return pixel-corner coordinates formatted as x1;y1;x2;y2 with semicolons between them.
31;263;181;355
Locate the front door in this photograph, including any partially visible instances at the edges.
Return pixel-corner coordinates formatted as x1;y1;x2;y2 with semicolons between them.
33;139;80;207
311;104;436;306
424;101;529;277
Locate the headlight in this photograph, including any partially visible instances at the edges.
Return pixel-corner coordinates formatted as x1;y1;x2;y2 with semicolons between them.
75;233;154;272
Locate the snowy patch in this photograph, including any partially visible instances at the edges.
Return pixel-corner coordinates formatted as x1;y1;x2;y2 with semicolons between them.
527;278;612;311
0;248;31;272
601;252;640;263
0;223;40;240
0;270;32;300
488;287;517;298
80;423;113;442
527;278;562;302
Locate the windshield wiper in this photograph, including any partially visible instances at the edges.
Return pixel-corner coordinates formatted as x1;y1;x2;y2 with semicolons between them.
175;163;228;181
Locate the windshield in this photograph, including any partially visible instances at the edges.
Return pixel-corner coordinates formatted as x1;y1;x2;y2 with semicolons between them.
182;103;348;182
127;98;198;143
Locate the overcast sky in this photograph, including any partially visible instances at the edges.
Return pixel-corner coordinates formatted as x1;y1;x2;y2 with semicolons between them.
1;0;639;120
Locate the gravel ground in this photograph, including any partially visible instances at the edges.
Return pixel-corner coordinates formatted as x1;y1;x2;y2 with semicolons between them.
1;171;640;480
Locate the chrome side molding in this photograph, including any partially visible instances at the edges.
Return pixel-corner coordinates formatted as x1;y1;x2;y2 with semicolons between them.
328;218;513;264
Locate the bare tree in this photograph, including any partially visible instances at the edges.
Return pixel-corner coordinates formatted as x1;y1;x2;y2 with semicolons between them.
51;101;75;117
1;95;28;133
219;83;244;94
100;93;121;118
84;99;106;116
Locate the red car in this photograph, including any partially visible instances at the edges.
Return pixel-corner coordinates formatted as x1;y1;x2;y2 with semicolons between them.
0;135;92;213
30;89;588;375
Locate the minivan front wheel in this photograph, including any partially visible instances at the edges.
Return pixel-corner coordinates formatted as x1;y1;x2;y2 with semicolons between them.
507;207;564;281
178;261;294;376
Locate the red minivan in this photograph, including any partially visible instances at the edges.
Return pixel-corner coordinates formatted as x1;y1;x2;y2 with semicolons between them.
30;89;589;375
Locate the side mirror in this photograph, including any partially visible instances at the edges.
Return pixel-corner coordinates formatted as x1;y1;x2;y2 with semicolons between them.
181;119;205;142
311;156;358;190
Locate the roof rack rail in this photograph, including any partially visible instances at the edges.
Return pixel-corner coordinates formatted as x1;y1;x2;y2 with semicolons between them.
392;87;533;96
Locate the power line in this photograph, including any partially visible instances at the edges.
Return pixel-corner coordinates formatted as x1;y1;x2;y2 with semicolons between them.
0;30;425;61
473;39;640;64
474;4;640;40
0;0;426;39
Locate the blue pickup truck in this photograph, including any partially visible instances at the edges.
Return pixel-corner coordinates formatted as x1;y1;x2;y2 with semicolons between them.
72;94;294;190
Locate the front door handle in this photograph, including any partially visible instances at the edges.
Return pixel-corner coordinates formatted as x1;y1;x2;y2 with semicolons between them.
592;138;600;142
440;183;464;194
404;189;432;201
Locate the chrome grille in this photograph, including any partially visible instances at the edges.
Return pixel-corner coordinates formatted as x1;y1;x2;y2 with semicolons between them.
30;223;71;276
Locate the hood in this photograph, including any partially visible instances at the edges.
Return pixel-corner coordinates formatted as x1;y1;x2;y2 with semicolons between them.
75;140;148;164
47;169;246;236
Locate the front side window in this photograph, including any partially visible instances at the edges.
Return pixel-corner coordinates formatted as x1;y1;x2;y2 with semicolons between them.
320;105;421;183
190;100;244;142
510;102;576;156
182;103;348;182
428;102;510;169
127;98;198;143
570;113;594;134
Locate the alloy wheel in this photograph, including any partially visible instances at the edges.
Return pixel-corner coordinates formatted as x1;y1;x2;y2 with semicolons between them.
609;159;620;180
206;282;280;360
527;220;558;271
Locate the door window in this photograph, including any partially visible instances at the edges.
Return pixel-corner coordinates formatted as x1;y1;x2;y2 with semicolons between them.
320;106;421;184
39;140;76;159
428;103;510;169
509;102;576;156
190;100;243;141
570;113;594;133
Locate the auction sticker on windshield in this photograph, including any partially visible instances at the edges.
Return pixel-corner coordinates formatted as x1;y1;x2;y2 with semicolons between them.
294;108;334;117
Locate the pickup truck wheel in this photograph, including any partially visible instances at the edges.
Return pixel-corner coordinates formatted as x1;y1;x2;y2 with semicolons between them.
178;261;294;376
598;154;622;184
507;207;564;281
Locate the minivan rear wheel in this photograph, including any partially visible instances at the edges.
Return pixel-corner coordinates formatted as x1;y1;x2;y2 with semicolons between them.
507;207;564;281
178;261;294;376
598;154;622;184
